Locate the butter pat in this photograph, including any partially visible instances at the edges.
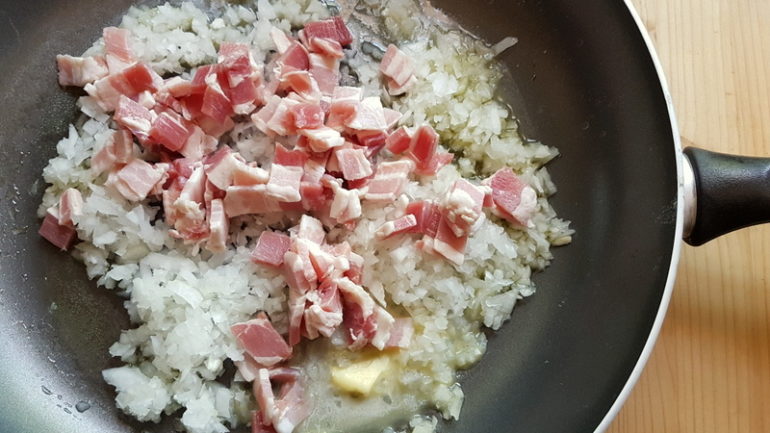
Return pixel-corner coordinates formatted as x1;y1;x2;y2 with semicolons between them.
331;356;391;396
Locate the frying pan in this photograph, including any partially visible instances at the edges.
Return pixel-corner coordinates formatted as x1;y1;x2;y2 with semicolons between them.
0;0;764;432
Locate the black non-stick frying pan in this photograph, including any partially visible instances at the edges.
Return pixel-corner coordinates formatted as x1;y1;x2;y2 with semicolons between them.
2;1;767;432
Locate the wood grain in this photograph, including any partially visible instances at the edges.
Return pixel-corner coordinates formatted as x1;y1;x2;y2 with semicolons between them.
609;1;770;432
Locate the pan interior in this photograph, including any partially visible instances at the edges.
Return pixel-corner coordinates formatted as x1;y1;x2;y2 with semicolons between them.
0;1;677;432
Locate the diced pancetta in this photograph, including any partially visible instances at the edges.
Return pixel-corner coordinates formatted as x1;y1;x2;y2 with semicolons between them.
324;178;362;223
179;125;218;159
345;97;387;131
234;355;262;383
306;245;346;282
413;150;453;176
91;129;134;174
407;125;438;171
337;277;378;350
57;188;84;226
84;77;122;112
180;93;205;121
303;278;343;338
326;86;361;130
205;198;229;253
95;63;161;109
224;185;282;217
124;62;163;93
354;132;387;153
254;369;278;425
406;200;441;236
288;103;324;130
233;161;270;186
266;164;304;202
384;126;412;155
369;306;395;350
274;144;309;167
335;148;373;181
229;76;262;114
56;55;109;87
204;146;242;190
270;27;293;54
443;179;486;237
39;210;78;251
156;91;185;117
103;27;135;72
113;95;153;142
331;86;362;102
295;215;326;245
303;17;353;46
265;98;300;137
197;114;236;139
308;53;340;96
90;147;115;176
203;176;226;207
281;71;321;102
169;167;209;242
268;367;302;383
386;75;417;96
328;242;356;269
299;127;344;152
380;44;415;88
298;156;329;211
384;318;413;349
163;76;194;97
300;182;327;211
345;174;373;191
283;251;314;346
252;231;292;267
149;111;191;152
486;168;538;227
252;95;282;136
252;411;277;433
272;376;312;433
114;159;166;201
202;73;234;122
218;43;258;87
177;164;206;205
148;162;172;197
162;185;182;227
376;214;417;239
190;64;215;95
231;313;292;366
382;108;402;130
361;161;410;202
287;298;307;348
431;214;469;265
112;129;135;162
278;42;310;74
305;153;330;180
308;37;344;59
135;90;156;109
290;238;320;284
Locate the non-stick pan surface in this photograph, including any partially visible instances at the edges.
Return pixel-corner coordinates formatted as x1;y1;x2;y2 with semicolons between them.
0;1;679;432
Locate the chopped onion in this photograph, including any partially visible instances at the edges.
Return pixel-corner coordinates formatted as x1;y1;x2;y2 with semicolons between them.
491;36;518;56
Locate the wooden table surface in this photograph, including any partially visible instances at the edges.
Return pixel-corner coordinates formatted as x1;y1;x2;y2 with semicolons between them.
608;1;770;432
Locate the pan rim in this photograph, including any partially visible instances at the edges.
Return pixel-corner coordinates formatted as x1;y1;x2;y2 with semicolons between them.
593;1;684;431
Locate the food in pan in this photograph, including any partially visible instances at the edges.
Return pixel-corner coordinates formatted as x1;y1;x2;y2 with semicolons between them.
38;1;572;432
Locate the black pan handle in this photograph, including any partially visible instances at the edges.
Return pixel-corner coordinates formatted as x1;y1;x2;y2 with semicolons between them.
683;147;770;246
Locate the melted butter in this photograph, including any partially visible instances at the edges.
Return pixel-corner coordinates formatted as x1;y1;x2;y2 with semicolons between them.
294;340;424;433
330;354;391;396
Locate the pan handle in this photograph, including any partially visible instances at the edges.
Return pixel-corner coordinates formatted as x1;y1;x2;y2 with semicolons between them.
683;147;770;245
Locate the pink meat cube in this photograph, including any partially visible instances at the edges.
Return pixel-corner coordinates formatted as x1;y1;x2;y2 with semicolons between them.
39;210;77;251
251;231;292;267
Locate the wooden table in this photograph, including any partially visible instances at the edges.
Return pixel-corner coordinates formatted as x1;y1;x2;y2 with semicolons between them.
609;1;770;432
